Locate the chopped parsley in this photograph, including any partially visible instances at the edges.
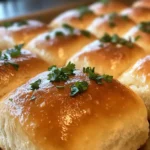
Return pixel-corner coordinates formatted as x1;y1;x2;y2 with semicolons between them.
62;24;74;34
6;44;24;58
80;30;91;38
83;67;113;84
134;35;141;42
55;31;65;37
9;98;13;102
45;35;50;40
107;12;117;28
48;62;75;82
2;20;28;28
98;0;110;4
77;6;93;19
99;33;134;48
70;81;88;97
5;62;19;71
30;79;42;91
138;22;150;33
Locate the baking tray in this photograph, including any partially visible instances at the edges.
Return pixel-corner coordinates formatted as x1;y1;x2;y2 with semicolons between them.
0;0;149;150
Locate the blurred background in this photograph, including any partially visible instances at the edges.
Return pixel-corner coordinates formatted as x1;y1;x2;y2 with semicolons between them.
0;0;89;20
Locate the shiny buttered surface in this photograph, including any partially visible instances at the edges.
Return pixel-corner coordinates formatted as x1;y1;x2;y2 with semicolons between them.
0;67;149;150
1;0;150;149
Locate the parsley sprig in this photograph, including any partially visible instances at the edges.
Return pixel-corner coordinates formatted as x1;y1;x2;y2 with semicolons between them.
0;44;24;70
138;22;150;33
83;67;113;84
99;33;134;48
70;81;88;97
48;62;75;82
30;79;42;91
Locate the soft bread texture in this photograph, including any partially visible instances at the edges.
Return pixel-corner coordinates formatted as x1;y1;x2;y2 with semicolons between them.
0;20;48;50
49;8;97;29
0;49;49;99
121;7;150;23
0;70;149;150
119;55;150;119
89;0;127;15
87;13;135;38
26;27;96;66
124;24;150;53
133;0;150;8
68;40;146;78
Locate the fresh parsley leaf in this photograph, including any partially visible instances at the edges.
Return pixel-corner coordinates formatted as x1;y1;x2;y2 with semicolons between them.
83;67;113;84
62;24;74;34
45;35;50;40
100;33;134;48
2;22;14;28
9;98;13;102
6;44;24;58
98;0;109;4
30;79;42;91
108;12;117;28
70;81;88;97
56;85;65;89
55;31;65;37
48;62;75;82
134;35;141;42
4;62;19;71
138;22;150;33
77;6;93;19
80;30;91;38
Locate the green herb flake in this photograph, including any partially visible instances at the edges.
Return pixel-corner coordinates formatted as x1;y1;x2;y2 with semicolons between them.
30;79;42;91
45;35;50;40
16;20;28;26
6;44;24;58
70;81;88;97
77;6;93;19
62;24;74;34
55;31;65;37
121;15;129;21
48;62;75;82
80;30;91;38
83;67;113;84
98;0;110;5
108;12;117;28
134;35;141;42
4;62;19;71
2;22;14;28
138;22;150;33
9;98;13;102
99;33;134;48
56;85;65;89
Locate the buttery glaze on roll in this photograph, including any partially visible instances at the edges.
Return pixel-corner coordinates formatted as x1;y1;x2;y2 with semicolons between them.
133;0;150;9
26;24;96;66
0;44;49;99
89;0;127;15
0;63;148;150
124;21;150;53
68;33;146;78
0;20;48;50
121;7;150;23
119;55;150;119
49;6;97;29
87;12;135;38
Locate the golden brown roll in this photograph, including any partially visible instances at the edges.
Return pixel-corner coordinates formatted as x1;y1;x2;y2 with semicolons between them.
0;64;148;150
0;44;49;99
121;7;150;23
49;6;97;29
26;24;96;66
0;20;48;50
133;0;150;9
124;21;150;53
68;34;146;78
119;55;150;119
87;13;135;38
89;0;127;15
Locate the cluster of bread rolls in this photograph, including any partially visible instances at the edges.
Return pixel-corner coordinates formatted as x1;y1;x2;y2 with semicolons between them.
0;0;150;150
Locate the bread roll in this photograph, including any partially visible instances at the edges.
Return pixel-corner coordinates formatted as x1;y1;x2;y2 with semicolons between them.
68;34;146;78
0;64;148;150
0;20;48;50
89;0;127;15
133;0;150;8
26;25;96;66
0;44;49;99
49;6;97;29
119;55;150;119
87;13;135;38
121;7;150;23
124;21;150;53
